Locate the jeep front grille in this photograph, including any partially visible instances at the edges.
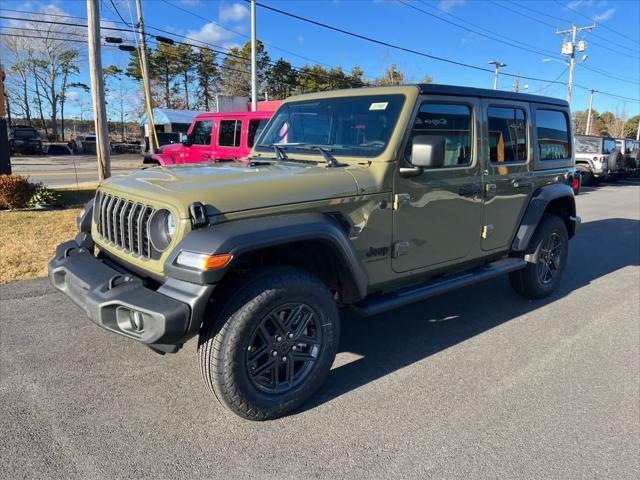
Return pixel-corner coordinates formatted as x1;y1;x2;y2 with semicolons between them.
95;192;156;259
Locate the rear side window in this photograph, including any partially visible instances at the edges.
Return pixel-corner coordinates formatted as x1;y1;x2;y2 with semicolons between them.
191;120;213;145
219;120;242;147
247;119;269;148
536;109;570;160
410;103;472;167
488;107;527;163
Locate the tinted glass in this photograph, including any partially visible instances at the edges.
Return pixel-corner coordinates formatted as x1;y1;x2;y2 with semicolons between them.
603;138;616;154
256;94;405;157
575;136;600;153
13;128;39;139
409;103;472;167
536;109;570;160
219;120;241;147
488;107;527;163
191;120;213;145
248;119;268;148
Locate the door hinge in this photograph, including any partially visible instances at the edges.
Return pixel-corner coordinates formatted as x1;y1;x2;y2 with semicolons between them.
393;241;410;258
394;193;411;210
481;225;495;239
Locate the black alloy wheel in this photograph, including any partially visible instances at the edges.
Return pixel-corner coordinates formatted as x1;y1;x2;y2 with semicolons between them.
536;232;563;285
246;303;322;394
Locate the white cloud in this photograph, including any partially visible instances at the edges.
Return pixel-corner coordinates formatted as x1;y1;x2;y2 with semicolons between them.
297;35;304;45
437;0;466;12
186;22;235;45
594;8;615;21
566;0;592;9
66;91;81;102
179;0;202;5
218;3;250;23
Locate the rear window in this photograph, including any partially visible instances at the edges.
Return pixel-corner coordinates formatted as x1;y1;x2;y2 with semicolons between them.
13;128;39;139
219;120;242;147
575;137;600;154
536;109;570;160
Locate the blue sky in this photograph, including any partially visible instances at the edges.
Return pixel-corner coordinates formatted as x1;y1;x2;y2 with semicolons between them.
1;0;639;119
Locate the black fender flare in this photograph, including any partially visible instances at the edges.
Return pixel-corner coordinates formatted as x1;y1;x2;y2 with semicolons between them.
164;213;369;302
511;183;577;252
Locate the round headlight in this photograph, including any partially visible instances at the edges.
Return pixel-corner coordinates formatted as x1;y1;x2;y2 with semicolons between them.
148;209;175;252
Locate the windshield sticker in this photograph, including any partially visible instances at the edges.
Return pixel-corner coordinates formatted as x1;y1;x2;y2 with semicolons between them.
369;102;388;111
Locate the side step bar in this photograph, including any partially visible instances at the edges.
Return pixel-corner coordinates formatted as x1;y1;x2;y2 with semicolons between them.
351;258;526;317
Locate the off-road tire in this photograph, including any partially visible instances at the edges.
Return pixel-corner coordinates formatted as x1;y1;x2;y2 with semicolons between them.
576;165;593;186
198;266;340;421
510;214;569;300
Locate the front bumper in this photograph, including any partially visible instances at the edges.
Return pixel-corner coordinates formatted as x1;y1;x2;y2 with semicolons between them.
48;239;213;350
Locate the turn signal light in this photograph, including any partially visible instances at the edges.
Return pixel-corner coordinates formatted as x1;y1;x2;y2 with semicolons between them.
176;251;233;270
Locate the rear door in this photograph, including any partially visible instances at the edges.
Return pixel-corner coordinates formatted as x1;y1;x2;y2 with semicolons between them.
392;95;483;272
216;119;243;159
480;99;533;251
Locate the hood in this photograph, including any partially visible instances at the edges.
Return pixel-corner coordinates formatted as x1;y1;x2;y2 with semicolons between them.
100;161;361;218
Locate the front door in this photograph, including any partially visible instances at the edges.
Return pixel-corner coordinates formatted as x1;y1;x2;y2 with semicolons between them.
216;119;243;160
480;100;533;251
392;97;483;273
184;119;214;163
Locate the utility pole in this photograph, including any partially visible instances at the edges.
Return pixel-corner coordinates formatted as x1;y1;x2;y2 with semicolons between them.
136;0;155;154
586;89;597;135
636;117;640;141
556;23;595;106
250;0;258;111
86;0;111;180
488;60;506;90
513;72;521;93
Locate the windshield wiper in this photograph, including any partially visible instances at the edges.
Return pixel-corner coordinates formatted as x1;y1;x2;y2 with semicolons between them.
295;145;344;167
256;143;289;161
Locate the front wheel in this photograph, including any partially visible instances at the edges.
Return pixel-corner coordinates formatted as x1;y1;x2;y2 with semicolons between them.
199;267;340;420
510;214;569;299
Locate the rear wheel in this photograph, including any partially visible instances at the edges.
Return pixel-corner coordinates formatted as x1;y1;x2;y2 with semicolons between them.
576;165;593;186
198;266;340;420
510;214;569;299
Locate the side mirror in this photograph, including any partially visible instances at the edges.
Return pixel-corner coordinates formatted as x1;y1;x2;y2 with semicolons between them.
400;135;446;176
181;133;190;145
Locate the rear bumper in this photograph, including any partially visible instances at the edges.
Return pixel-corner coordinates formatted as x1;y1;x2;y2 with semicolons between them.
48;239;213;350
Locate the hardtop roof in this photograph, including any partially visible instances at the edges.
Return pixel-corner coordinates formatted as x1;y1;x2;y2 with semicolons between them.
418;84;569;107
195;110;274;120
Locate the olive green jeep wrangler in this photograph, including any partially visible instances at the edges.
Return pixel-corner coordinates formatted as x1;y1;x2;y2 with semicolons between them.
49;85;580;420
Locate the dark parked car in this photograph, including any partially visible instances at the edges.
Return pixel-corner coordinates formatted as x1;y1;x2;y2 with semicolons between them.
9;125;42;155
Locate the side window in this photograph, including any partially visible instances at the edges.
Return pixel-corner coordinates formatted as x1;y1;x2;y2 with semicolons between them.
536;109;570;160
488;107;527;163
409;103;472;167
219;120;241;147
247;119;268;148
191;120;213;145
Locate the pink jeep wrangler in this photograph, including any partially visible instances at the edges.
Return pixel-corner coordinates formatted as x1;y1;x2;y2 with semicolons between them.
151;109;276;165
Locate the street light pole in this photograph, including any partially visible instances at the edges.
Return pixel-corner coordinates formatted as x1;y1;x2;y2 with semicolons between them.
136;0;155;154
586;89;596;135
556;23;595;106
250;0;258;112
488;60;506;90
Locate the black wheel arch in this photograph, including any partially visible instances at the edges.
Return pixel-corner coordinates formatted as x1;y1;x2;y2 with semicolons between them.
511;183;579;253
164;212;369;304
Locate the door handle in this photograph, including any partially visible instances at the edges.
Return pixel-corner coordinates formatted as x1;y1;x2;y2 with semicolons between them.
202;154;211;159
458;184;482;198
512;178;531;188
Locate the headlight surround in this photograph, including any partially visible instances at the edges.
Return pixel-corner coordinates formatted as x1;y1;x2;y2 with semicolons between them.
148;208;176;252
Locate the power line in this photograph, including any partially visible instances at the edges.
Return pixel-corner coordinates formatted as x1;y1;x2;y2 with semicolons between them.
107;0;133;27
510;0;640;54
486;1;637;59
158;0;340;73
552;0;639;46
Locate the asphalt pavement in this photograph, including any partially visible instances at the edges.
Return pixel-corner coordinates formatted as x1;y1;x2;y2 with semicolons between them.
9;154;142;188
1;178;639;479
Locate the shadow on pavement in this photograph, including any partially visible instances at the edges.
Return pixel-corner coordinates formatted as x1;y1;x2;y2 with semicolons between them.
301;217;640;413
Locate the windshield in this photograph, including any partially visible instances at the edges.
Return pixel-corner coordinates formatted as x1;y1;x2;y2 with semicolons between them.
255;94;405;158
